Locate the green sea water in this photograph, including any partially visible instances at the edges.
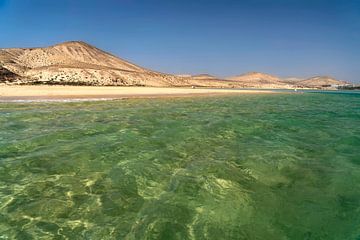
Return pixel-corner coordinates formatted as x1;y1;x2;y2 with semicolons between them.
0;92;359;239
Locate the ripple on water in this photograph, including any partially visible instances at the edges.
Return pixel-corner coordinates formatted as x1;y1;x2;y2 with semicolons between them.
0;93;359;239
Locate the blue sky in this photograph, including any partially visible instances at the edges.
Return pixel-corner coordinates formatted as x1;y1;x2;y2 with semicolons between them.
0;0;359;82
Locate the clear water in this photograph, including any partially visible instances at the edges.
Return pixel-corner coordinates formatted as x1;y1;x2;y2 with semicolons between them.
0;92;359;239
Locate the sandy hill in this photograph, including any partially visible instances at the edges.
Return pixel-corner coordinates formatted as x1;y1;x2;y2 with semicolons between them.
282;77;305;83
192;74;218;80
226;73;348;88
298;76;348;87
225;72;289;88
0;41;252;88
1;41;144;72
0;41;350;89
0;41;196;86
227;72;282;83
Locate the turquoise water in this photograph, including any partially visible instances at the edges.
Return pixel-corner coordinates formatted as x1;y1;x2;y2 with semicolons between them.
0;92;359;239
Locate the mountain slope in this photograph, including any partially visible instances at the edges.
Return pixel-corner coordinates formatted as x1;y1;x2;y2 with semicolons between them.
0;41;350;88
192;74;218;80
1;41;145;72
0;41;278;88
298;76;348;87
227;72;282;83
0;41;192;86
225;72;289;88
0;66;19;83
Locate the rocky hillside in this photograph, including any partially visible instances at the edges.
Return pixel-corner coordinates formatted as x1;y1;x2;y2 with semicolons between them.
0;41;195;86
0;66;19;83
0;41;255;88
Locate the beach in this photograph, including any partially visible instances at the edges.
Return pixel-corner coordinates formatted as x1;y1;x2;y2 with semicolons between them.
0;85;276;101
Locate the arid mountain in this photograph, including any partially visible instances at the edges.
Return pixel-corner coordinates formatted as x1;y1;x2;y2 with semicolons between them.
1;41;144;72
192;74;218;80
0;41;247;88
225;72;290;88
298;76;348;88
227;72;281;82
226;73;348;88
0;41;350;89
0;41;195;86
282;77;305;83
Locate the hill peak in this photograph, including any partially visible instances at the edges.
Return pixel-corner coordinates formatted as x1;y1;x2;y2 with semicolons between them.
299;75;348;87
308;75;337;80
226;72;281;83
241;72;278;77
192;74;218;80
54;41;93;47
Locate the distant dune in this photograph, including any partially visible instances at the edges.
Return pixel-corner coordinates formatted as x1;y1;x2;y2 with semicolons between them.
0;41;349;89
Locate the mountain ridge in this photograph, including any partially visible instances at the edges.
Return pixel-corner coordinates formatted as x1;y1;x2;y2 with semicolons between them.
227;72;282;83
298;76;349;87
0;41;349;88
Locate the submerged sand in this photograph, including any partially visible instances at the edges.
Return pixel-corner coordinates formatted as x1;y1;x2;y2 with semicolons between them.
0;85;276;101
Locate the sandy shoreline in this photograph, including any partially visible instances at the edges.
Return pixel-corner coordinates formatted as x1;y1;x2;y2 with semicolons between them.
0;85;277;101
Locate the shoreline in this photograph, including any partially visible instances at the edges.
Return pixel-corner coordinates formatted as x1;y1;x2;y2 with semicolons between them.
0;85;278;101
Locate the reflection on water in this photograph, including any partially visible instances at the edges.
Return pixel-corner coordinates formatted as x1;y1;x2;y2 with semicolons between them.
0;93;359;239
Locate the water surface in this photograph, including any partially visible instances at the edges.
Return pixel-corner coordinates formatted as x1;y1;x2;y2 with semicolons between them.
0;92;359;239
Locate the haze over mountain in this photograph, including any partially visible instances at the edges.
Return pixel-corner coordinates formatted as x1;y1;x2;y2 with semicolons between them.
0;41;349;89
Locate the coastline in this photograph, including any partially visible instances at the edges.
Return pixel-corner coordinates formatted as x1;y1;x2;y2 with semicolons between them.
0;85;278;101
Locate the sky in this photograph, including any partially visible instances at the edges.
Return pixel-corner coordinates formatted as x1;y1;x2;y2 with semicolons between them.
0;0;359;82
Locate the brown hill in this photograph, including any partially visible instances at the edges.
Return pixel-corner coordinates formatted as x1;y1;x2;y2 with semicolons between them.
227;72;281;83
1;41;144;72
0;41;350;89
298;76;348;87
192;74;218;80
0;41;195;86
226;72;289;88
0;41;249;88
0;41;276;88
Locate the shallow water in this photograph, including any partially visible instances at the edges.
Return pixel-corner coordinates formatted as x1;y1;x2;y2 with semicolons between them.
0;92;359;239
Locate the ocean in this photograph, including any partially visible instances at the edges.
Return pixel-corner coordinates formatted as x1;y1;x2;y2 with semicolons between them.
0;92;359;239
